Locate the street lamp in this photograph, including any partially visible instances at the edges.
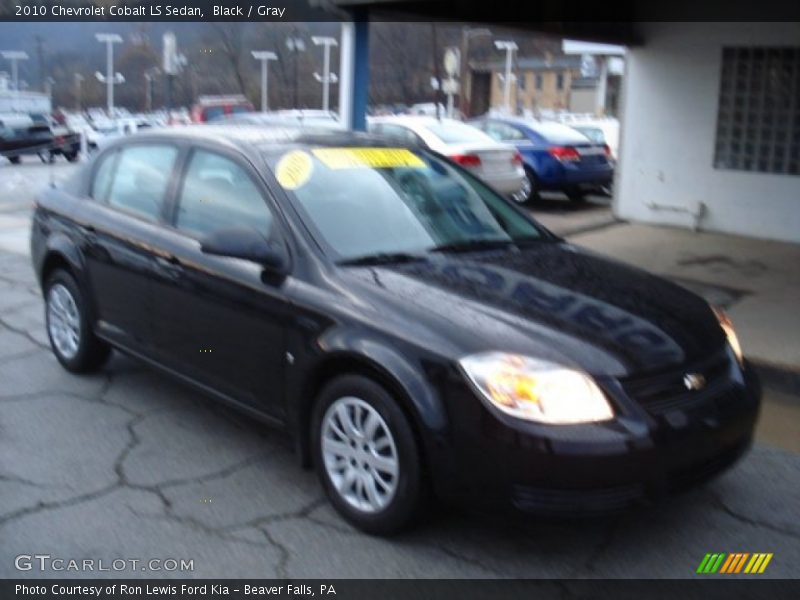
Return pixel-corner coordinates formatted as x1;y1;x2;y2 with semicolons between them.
1;51;29;111
251;51;278;112
73;73;84;111
144;67;160;112
285;32;306;108
311;36;338;113
458;27;491;116
494;40;518;114
95;33;123;115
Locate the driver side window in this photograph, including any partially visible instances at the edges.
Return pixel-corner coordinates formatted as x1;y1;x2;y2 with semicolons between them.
176;149;274;239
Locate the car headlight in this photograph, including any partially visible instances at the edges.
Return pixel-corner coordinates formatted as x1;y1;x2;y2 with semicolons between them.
713;307;744;366
458;352;614;424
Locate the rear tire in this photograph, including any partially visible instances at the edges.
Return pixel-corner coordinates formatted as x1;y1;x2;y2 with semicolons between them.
523;167;540;203
45;269;111;373
312;375;426;535
8;156;20;164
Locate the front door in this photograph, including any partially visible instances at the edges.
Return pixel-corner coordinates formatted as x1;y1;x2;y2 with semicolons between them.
150;147;290;419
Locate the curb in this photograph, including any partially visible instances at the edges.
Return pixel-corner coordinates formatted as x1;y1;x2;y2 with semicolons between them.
559;217;625;238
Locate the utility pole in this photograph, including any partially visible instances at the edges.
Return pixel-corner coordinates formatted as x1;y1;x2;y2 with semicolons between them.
312;36;338;112
251;51;278;112
286;30;306;108
494;40;518;114
431;23;442;120
95;33;123;115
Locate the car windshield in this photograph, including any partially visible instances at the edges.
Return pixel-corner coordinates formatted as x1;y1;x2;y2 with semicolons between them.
424;121;494;145
265;146;545;261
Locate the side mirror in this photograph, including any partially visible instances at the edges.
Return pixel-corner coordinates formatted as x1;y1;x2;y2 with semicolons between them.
200;227;288;273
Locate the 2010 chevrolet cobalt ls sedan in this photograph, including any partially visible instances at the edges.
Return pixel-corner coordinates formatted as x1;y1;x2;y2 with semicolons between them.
31;126;760;534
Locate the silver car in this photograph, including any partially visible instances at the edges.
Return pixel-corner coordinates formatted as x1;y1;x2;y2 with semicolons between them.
368;116;530;203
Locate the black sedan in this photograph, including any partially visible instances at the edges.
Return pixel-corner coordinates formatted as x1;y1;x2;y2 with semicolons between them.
30;126;760;534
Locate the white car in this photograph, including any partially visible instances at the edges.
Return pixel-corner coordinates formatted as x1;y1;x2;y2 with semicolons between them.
368;116;529;203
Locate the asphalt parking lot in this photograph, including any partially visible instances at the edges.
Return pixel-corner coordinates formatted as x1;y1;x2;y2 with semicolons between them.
1;157;799;578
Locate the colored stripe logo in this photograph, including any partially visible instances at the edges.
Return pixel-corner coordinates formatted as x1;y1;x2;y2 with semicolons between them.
697;553;773;574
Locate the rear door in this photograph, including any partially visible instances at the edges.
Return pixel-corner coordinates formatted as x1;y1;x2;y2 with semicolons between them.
75;143;181;353
149;145;291;418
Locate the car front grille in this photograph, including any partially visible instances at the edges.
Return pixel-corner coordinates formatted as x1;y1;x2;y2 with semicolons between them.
620;348;735;415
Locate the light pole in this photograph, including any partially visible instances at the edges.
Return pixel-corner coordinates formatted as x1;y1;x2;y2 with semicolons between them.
285;32;306;108
95;33;123;115
494;40;518;114
144;67;160;112
251;51;277;112
311;36;338;113
73;73;84;111
1;51;29;111
458;27;491;117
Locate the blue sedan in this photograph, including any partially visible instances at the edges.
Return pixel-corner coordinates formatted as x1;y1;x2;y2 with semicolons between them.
470;117;614;203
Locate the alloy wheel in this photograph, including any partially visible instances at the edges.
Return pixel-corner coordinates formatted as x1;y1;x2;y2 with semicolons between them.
321;396;400;513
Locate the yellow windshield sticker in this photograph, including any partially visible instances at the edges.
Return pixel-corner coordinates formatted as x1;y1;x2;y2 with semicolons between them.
275;150;313;190
312;147;425;170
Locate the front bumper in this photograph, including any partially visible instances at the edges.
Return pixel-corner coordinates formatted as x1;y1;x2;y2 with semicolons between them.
430;351;760;515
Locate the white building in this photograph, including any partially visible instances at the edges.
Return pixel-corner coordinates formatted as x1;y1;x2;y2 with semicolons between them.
615;22;800;243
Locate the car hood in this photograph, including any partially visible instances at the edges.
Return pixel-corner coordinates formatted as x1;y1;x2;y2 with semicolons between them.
340;242;726;378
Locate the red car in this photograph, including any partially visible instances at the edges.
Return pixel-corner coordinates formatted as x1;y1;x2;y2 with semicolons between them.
190;95;254;123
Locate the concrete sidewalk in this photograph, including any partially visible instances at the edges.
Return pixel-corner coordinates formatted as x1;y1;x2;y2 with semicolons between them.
569;223;800;379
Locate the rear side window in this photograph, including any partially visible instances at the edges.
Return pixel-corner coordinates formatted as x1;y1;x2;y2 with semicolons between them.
90;151;118;201
175;150;273;238
106;145;179;222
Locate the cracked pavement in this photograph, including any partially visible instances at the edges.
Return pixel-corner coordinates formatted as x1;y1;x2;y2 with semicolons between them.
0;159;799;578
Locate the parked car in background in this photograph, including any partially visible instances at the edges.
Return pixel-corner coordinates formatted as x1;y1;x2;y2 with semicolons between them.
470;116;614;202
0;113;80;163
369;116;529;203
191;94;254;123
220;110;342;129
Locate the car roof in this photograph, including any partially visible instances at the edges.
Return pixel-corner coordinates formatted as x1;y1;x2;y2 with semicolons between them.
108;124;395;154
370;115;462;127
481;116;593;142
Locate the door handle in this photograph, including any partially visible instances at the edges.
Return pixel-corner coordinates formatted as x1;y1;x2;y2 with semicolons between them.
155;254;183;278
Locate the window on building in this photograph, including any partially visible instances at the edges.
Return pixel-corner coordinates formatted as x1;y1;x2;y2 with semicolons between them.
535;74;543;90
714;47;800;175
556;73;564;90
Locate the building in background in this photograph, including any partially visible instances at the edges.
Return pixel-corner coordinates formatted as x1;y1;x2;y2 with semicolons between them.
468;52;623;117
615;22;799;243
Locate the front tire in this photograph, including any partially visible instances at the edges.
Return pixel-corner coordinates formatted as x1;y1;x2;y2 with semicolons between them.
312;375;425;535
45;269;110;373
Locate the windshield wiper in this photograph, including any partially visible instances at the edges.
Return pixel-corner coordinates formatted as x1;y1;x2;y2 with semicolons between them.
337;252;425;266
427;239;516;254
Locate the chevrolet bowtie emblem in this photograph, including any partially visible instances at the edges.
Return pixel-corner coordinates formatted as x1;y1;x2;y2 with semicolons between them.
683;373;707;391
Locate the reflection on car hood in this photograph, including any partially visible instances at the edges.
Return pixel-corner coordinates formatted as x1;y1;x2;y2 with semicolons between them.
342;242;726;377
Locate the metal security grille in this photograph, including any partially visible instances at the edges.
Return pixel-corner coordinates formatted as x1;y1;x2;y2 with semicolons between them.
714;47;800;175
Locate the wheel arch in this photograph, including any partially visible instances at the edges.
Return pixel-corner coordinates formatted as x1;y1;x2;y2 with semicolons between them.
292;348;447;474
